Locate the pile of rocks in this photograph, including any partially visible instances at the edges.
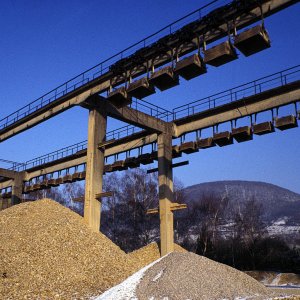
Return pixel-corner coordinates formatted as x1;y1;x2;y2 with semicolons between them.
97;252;299;300
136;252;271;300
128;241;186;270
0;199;134;299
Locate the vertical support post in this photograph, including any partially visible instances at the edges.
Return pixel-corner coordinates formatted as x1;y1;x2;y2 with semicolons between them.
157;132;174;256
84;104;107;232
11;173;23;205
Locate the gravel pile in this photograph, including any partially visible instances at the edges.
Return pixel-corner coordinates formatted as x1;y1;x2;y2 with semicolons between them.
128;242;186;270
246;271;300;286
0;199;135;299
136;252;272;300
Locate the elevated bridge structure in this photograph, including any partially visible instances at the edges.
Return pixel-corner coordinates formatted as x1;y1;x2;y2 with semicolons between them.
0;0;299;256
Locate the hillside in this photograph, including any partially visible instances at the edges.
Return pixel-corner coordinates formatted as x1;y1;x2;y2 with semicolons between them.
183;181;300;227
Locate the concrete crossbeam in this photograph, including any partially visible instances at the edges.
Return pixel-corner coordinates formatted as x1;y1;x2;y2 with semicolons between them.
0;179;13;190
105;101;169;133
0;82;110;143
0;168;18;179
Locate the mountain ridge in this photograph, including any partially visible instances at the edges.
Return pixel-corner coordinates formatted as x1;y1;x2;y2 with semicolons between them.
185;180;300;200
183;180;300;226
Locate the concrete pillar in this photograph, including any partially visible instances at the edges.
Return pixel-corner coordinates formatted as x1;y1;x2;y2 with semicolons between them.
84;106;107;232
11;173;23;205
157;132;174;256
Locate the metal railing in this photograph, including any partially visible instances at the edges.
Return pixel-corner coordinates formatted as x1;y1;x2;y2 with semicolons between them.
0;0;224;131
9;99;170;172
10;125;143;171
9;64;300;173
130;98;172;121
172;65;300;120
106;125;141;141
0;159;25;171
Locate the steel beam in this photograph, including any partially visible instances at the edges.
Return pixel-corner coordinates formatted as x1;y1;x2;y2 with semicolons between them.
20;133;157;181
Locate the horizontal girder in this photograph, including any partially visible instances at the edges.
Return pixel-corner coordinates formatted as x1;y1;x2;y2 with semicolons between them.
175;80;300;136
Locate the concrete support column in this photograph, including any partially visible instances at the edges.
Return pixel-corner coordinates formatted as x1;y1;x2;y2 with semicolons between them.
84;106;107;232
157;132;174;256
11;173;23;205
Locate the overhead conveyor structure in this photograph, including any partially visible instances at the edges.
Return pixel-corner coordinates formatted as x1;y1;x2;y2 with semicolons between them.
0;0;297;142
0;0;299;256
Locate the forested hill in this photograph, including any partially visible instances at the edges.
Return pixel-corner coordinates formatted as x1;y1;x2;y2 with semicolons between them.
183;181;300;225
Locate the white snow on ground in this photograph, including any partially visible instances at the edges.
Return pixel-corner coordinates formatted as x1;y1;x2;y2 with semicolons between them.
273;218;288;226
92;256;167;300
267;224;300;236
222;297;293;300
152;269;165;282
267;273;300;288
222;296;263;300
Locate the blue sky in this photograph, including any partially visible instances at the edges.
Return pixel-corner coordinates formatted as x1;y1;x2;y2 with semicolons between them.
0;0;300;193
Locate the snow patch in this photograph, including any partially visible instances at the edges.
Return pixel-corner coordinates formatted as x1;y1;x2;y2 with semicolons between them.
270;274;282;286
267;224;300;236
273;218;288;226
222;295;266;300
152;269;164;282
93;255;167;300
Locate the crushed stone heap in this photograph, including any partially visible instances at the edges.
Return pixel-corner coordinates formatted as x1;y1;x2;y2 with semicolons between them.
0;199;135;300
96;252;281;300
136;252;271;300
128;241;186;270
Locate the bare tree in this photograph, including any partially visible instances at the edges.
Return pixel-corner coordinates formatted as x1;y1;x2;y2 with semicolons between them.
195;193;229;257
101;169;159;252
229;196;266;269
